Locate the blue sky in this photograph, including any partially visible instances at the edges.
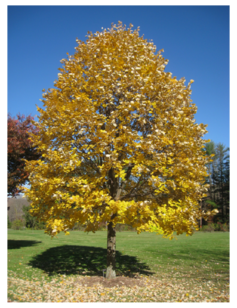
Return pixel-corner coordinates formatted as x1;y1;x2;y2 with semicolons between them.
8;5;229;148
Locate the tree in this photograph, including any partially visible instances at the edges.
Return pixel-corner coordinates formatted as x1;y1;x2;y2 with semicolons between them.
202;141;216;218
204;141;216;186
212;143;229;223
202;141;229;224
22;22;217;279
8;196;30;222
8;216;11;229
222;153;230;222
8;114;41;197
22;205;46;230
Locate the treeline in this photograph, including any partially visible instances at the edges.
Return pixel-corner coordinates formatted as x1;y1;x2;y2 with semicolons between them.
7;196;46;230
8;196;29;222
201;141;229;225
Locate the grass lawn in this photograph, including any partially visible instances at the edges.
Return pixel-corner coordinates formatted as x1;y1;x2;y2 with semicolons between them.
8;229;229;302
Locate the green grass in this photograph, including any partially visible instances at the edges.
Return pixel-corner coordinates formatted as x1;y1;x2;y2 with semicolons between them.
8;229;229;302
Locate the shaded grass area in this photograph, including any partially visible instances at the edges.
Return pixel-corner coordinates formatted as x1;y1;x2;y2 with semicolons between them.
8;229;229;302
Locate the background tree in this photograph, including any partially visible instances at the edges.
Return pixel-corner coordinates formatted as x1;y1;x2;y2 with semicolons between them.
212;143;229;223
202;141;229;224
8;216;11;229
7;196;30;222
222;152;230;222
201;140;216;221
22;22;217;279
8;114;41;197
22;205;46;230
204;141;216;186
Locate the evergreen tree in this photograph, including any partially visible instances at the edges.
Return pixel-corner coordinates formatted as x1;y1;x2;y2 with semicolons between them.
222;154;230;222
204;141;216;185
212;143;229;223
203;141;229;224
203;141;216;208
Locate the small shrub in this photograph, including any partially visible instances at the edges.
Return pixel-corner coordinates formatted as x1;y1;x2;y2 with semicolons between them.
210;222;229;232
11;219;25;230
221;223;229;232
213;222;221;231
8;216;11;229
215;222;229;232
70;222;85;231
115;224;136;232
97;222;107;231
200;224;215;232
33;221;46;230
115;224;122;232
200;222;229;232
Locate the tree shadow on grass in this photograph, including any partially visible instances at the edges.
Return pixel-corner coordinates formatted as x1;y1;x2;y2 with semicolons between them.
8;240;42;250
28;245;154;277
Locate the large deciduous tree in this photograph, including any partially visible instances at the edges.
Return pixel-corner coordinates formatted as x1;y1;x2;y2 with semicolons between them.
8;114;40;197
22;22;217;279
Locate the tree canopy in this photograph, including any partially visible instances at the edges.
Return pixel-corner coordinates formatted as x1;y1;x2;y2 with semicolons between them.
8;114;40;197
22;22;218;278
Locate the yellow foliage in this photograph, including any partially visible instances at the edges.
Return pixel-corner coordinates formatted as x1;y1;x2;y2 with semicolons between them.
22;22;215;238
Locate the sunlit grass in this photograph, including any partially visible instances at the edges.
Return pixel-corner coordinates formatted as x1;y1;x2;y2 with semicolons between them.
8;229;229;302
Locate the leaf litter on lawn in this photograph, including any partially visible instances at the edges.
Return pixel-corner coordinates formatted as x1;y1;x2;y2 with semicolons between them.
8;270;229;302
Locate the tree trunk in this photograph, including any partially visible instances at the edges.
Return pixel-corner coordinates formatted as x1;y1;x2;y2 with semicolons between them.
105;170;122;279
200;200;202;229
106;220;116;279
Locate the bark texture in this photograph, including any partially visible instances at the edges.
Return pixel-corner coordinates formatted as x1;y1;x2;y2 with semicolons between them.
106;220;116;279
